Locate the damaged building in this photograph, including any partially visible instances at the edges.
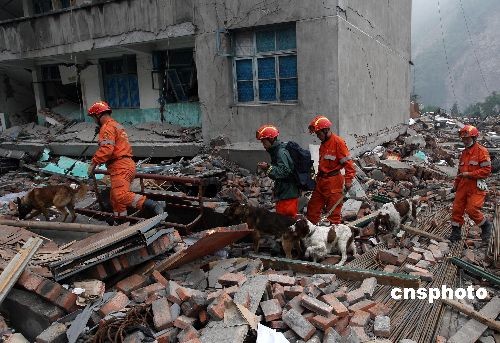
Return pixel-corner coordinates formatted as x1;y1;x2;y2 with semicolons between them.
0;0;411;161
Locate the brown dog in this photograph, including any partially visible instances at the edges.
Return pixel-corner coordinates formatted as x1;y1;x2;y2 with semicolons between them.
16;184;88;222
223;202;302;258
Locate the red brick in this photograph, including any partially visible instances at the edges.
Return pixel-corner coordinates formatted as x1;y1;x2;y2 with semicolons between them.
350;310;370;327
115;274;148;295
207;292;231;320
422;250;436;265
349;300;376;312
110;258;122;273
268;274;296;286
174;315;197;330
36;279;63;303
54;291;78;313
166;281;183;304
17;271;44;292
334;315;350;334
152;270;169;287
320;294;349;317
367;303;391;319
218;272;247;287
310;314;338;331
94;264;108;279
346;289;365;305
383;265;397;273
152;297;173;330
378;249;403;266
373;315;390;337
272;283;286;307
300;295;333;317
177;326;199;343
403;264;428;274
407;252;422;264
332;287;348;302
176;287;194;302
269;320;287;330
198;310;208;325
282;309;316;341
119;255;130;269
99;292;129;316
183;339;201;343
260;299;282;322
284;285;304;299
285;294;305;313
131;283;164;303
0;315;8;331
156;328;178;343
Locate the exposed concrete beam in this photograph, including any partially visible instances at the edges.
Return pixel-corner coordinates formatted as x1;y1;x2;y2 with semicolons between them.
251;254;421;288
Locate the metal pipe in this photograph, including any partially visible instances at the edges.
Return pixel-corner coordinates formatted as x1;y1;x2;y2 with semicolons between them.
0;219;110;233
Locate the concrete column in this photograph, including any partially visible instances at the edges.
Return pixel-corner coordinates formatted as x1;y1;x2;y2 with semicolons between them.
136;53;158;109
80;64;103;116
31;67;46;124
22;0;34;17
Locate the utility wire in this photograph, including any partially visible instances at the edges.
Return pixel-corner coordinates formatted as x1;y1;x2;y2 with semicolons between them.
458;0;490;95
437;0;459;111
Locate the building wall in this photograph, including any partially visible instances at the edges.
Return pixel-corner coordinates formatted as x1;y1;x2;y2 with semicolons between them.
336;0;412;153
0;70;36;128
195;0;340;146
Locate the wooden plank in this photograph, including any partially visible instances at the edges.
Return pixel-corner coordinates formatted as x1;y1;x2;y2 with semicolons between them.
401;224;449;242
251;254;421;288
0;237;43;304
442;298;500;332
448;297;500;343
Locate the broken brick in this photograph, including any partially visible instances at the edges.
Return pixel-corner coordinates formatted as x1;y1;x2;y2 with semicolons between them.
17;271;44;292
99;292;129;317
351;326;371;342
174;315;197;330
349;299;376;312
269;321;288;330
350;310;370;327
54;291;78;313
286;294;305;314
409;271;433;282
207;292;231;320
332;287;348;302
407;252;422;264
320;294;349;317
367;303;391;319
272;283;286;307
166;281;183;304
260;299;282;322
300;295;333;317
284;285;304;299
378;249;403;266
131;283;164;303
156;328;178;343
282;308;316;341
152;270;169;287
115;274;148;295
218;272;247;287
152;297;173;330
346;289;365;305
383;265;397;273
268;274;296;286
310;314;338;331
177;326;199;343
422;250;436;265
35;322;67;343
36;279;63;303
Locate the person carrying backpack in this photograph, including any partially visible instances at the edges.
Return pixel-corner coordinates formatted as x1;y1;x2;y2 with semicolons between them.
256;124;300;218
307;115;356;224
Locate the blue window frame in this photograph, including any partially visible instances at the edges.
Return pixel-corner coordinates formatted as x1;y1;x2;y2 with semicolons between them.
101;56;140;109
233;24;298;104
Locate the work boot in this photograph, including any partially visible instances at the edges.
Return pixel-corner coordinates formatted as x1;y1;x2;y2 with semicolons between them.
480;220;492;242
143;199;164;217
449;225;462;243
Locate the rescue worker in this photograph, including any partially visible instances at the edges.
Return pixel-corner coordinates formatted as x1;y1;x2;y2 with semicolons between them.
256;124;300;218
86;101;164;219
306;115;356;224
449;125;492;244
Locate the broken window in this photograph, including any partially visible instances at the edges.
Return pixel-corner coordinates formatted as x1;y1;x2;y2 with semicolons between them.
233;24;298;104
33;0;52;14
100;55;140;109
153;49;198;104
40;64;80;108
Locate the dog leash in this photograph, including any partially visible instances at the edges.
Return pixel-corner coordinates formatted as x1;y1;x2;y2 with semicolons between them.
64;128;99;176
320;190;347;222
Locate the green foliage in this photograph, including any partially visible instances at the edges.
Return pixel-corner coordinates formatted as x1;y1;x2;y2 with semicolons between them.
463;91;500;118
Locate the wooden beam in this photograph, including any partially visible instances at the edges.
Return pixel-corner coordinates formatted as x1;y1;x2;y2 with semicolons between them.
448;297;500;342
401;224;449;243
0;237;43;304
442;298;500;332
0;219;110;233
251;254;421;288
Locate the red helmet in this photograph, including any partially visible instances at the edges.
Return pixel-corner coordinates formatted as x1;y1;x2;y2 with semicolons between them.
308;115;332;134
256;125;279;140
459;125;479;138
88;101;112;117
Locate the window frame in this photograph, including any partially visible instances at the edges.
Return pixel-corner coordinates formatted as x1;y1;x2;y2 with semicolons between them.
100;55;140;109
232;24;298;105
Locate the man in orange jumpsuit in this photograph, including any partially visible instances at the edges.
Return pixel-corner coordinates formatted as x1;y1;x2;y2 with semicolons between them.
449;125;492;244
306;115;356;224
86;101;164;219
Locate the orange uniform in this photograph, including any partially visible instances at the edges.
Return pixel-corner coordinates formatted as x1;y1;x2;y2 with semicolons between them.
91;117;146;215
307;134;356;224
451;142;491;227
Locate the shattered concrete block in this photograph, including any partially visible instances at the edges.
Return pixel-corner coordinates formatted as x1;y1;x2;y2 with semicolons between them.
177;326;199;343
351;326;371;342
123;331;145;343
374;315;391;337
207;292;231;320
260;299;282;322
152;297;173;331
422;250;436;265
99;292;130;317
282;308;316;341
166;281;183;304
415;260;432;270
310;314;338;331
115;274;148;295
218;272;247;287
360;277;377;298
332;287;348;302
268;274;296;286
35;322;66;343
170;303;181;322
155;328;179;343
320;294;349;317
350;310;370;327
379;160;415;181
284;285;304;299
300;295;333;317
174;315;197;330
323;327;343;343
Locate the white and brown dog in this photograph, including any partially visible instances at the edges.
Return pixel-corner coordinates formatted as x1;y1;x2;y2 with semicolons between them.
373;198;419;235
290;218;359;266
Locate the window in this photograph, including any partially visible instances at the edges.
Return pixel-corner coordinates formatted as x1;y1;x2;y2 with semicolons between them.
233;24;298;104
33;0;52;14
100;56;140;109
